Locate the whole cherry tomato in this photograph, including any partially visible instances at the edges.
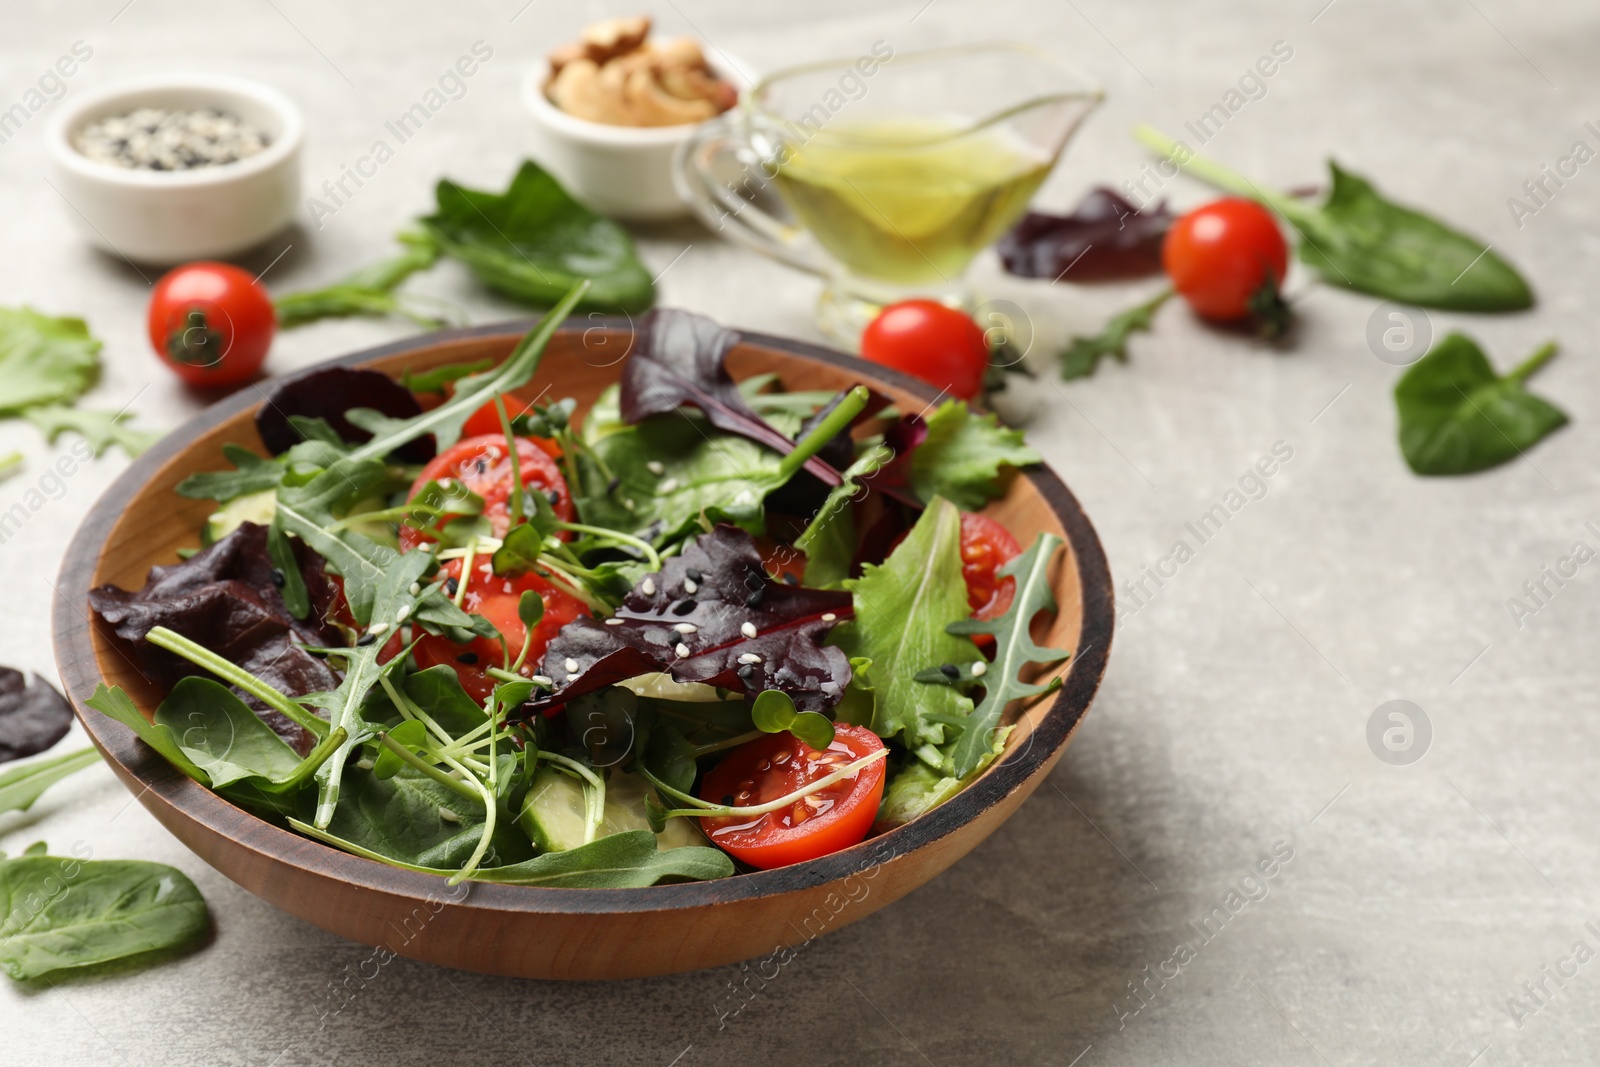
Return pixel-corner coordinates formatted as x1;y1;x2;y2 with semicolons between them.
860;300;988;400
147;262;275;388
698;725;887;869
1162;198;1289;333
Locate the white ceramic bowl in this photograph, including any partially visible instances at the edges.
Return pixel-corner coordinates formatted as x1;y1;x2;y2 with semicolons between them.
523;57;751;221
47;73;303;265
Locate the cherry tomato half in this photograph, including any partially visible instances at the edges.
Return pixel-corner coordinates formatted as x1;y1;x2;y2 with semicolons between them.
1162;198;1289;328
411;556;590;703
397;434;575;550
147;262;275;388
860;300;988;401
960;512;1022;621
699;725;886;870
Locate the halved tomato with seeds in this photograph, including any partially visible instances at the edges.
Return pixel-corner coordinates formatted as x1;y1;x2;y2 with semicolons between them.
397;434;574;551
697;725;886;869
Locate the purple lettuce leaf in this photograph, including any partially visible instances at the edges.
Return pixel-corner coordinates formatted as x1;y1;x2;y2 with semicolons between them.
255;366;433;463
0;670;73;765
997;187;1173;283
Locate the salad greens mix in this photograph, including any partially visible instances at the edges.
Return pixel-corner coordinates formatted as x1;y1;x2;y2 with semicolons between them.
85;282;1061;887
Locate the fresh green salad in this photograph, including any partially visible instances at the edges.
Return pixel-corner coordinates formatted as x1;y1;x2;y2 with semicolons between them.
87;282;1066;886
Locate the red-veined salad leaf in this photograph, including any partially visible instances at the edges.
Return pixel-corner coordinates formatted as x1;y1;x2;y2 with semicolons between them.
0;669;73;765
533;526;853;714
88;523;345;752
255;367;432;463
997;187;1173;282
620;308;846;488
866;401;1039;511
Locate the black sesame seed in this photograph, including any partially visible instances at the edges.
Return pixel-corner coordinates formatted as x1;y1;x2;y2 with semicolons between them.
722;795;735;806
781;573;799;586
605;476;621;495
672;599;697;615
737;664;756;681
939;663;959;680
744;590;765;608
457;652;479;665
444;577;459;596
269;567;286;587
356;634;377;647
686;567;703;583
546;489;561;505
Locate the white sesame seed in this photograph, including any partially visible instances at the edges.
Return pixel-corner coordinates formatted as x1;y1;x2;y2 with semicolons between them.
658;477;679;494
438;807;460;824
646;461;664;476
395;604;411;623
408;583;420;596
738;653;762;665
674;623;697;634
624;498;636;510
416;542;433;553
675;642;690;658
821;613;837;622
642;578;656;596
564;658;580;673
355;758;374;771
971;661;988;678
605;617;624;625
531;675;554;687
741;622;758;639
367;622;390;636
683;578;697;594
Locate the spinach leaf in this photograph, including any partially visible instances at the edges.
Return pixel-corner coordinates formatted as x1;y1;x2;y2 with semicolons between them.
299;767;533;870
829;498;980;748
0;747;99;814
1134;125;1532;311
944;532;1070;777
23;406;158;457
153;677;335;793
1394;334;1566;475
0;853;209;981
86;683;212;785
275;231;449;329
0;306;101;413
796;445;892;588
0;668;73;764
909;401;1041;510
419;161;654;313
292;824;732;887
1058;289;1172;380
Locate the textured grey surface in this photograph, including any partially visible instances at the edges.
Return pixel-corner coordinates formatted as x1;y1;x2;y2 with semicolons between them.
3;0;1598;1064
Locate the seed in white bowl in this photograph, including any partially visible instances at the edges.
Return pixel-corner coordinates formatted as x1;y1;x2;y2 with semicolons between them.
74;107;271;171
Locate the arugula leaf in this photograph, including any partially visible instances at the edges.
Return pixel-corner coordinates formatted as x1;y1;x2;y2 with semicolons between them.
23;405;158;457
0;307;101;413
620;308;845;488
945;532;1070;776
829;498;980;748
0;748;99;815
401;358;494;395
175;444;286;502
796;445;892;588
535;526;854;715
909;400;1041;510
274;231;450;329
419;161;653;313
1394;334;1566;475
0;668;73;764
1134;125;1533;311
0;853;209;981
1058;289;1172;380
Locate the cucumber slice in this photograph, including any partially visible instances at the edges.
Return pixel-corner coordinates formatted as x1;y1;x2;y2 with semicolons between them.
517;766;705;853
203;488;277;545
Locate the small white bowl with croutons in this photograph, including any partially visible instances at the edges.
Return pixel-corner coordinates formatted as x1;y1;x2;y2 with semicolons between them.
523;17;749;221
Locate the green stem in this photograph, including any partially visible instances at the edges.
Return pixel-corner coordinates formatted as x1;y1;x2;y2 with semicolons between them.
145;626;327;736
554;522;662;572
0;452;22;481
278;728;348;792
538;752;605;843
1509;341;1559;383
638;748;887;818
777;386;870;482
380;674;457;751
1132;123;1312;226
691;729;765;757
375;732;481;803
496;395;525;529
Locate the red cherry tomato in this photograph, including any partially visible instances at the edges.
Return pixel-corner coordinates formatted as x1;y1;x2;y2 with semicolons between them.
147;262;275;388
411;556;590;703
698;725;886;869
860;300;988;401
1162;198;1289;324
460;394;563;460
960;512;1022;621
397;435;574;551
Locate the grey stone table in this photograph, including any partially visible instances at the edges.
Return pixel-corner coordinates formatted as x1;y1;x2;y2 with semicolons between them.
4;1;1597;1064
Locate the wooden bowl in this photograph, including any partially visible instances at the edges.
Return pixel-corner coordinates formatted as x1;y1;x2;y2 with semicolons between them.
53;321;1113;979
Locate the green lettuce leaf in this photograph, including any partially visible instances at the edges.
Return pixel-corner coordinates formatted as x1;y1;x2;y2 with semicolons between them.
877;726;1010;827
910;401;1040;510
0;307;101;413
796;444;892;588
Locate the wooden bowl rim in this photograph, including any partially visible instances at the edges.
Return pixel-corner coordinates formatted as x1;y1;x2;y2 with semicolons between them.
53;317;1113;916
